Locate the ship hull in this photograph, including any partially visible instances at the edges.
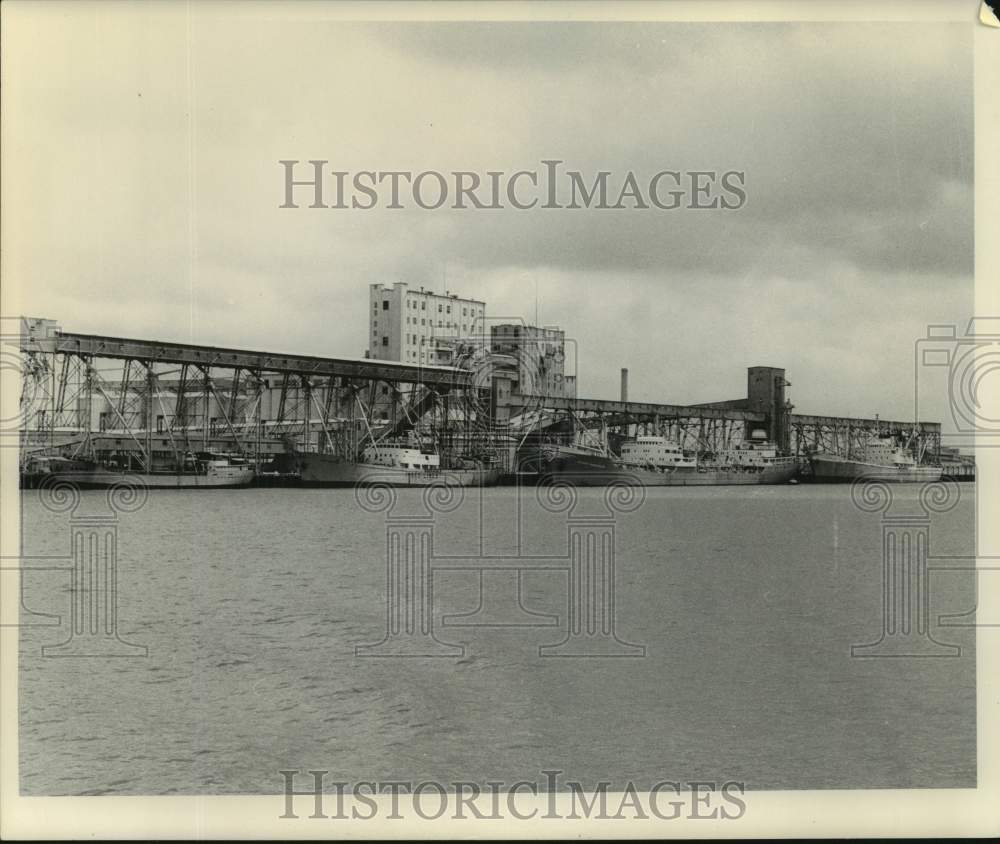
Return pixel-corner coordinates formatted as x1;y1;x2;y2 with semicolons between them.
296;453;501;488
545;463;800;486
808;455;942;484
39;465;255;489
618;462;799;486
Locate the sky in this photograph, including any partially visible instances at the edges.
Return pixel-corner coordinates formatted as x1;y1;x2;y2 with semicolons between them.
3;6;974;425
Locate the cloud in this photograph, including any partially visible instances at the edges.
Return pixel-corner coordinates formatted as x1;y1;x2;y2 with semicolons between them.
5;12;973;423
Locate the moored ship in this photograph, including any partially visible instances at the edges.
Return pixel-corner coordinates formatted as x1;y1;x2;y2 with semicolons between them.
295;439;501;488
519;429;799;486
24;452;255;489
808;436;942;483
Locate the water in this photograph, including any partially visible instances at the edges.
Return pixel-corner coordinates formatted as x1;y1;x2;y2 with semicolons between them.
18;484;976;794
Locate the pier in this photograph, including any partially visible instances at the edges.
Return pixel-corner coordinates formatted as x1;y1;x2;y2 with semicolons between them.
15;317;943;474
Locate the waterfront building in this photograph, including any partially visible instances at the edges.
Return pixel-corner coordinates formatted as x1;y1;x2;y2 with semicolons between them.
490;323;577;399
368;282;486;365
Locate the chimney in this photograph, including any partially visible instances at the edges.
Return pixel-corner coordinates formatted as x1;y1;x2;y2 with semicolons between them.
620;368;629;403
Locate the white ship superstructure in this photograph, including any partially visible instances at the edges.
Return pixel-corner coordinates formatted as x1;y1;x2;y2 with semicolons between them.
361;442;440;471
619;436;697;470
722;430;800;472
296;436;500;487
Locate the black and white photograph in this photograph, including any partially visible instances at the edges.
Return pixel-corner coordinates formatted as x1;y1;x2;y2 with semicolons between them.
1;0;998;838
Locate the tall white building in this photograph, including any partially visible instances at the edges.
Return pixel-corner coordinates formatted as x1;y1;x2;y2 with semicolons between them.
490;323;577;399
368;282;486;366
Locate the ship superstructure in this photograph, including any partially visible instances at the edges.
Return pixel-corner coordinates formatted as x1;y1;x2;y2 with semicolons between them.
809;434;942;483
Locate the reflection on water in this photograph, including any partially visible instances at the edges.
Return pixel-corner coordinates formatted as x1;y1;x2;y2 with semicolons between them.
18;484;976;794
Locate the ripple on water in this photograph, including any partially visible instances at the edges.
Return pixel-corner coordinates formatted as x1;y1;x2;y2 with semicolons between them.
18;486;977;794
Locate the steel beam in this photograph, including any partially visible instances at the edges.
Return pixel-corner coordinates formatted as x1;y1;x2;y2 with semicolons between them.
38;331;471;388
499;394;766;423
789;413;939;434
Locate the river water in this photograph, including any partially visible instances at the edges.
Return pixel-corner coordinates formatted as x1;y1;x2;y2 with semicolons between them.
18;484;976;794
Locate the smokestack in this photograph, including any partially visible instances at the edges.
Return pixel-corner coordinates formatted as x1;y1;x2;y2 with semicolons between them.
620;368;629;403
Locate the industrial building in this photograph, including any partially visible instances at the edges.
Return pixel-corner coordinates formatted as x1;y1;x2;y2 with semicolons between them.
368;282;486;365
490;323;577;400
16;300;948;476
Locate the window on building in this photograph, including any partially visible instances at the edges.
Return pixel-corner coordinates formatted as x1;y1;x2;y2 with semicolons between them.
156;415;165;433
421;301;426;310
382;336;388;346
382;300;389;310
446;305;451;314
438;304;442;313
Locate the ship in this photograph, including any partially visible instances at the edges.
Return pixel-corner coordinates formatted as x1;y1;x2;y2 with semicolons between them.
24;451;255;489
294;439;502;488
518;429;799;486
808;435;942;483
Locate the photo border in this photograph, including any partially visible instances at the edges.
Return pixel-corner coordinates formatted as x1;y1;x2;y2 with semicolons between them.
1;0;996;838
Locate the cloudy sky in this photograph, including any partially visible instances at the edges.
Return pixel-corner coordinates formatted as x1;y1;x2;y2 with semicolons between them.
4;6;973;424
